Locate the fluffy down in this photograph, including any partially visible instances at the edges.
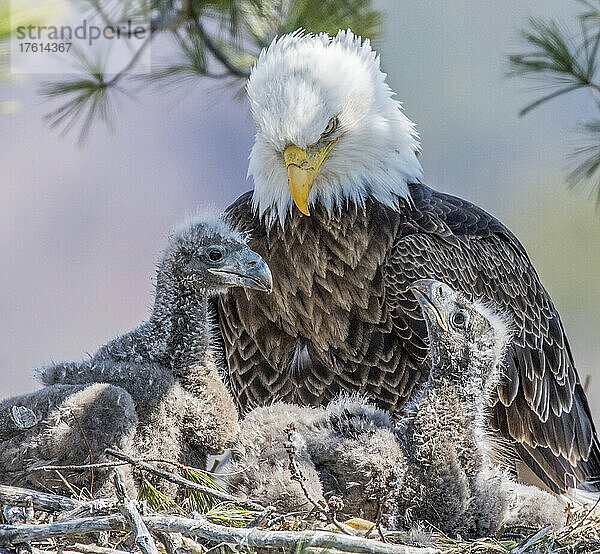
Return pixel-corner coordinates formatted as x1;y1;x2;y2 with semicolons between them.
226;395;404;521
393;280;566;537
1;210;271;496
227;281;567;538
0;383;137;495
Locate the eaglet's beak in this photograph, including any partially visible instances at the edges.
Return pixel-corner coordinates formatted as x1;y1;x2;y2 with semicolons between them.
409;279;450;332
208;250;273;293
284;138;339;216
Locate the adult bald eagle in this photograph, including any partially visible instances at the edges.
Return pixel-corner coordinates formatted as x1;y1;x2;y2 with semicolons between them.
217;30;600;494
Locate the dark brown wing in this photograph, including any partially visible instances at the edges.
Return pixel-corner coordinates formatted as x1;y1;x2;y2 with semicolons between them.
388;183;600;492
219;186;600;492
219;192;423;410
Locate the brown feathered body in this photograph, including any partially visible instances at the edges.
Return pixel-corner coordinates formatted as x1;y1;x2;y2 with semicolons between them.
218;182;600;493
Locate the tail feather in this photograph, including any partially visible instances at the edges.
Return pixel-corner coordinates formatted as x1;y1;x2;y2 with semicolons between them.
566;487;600;506
514;440;600;494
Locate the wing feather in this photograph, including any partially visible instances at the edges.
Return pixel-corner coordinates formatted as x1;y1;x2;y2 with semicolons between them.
384;184;599;491
219;186;599;491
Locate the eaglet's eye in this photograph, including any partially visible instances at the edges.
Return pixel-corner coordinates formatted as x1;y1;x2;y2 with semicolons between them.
322;117;339;137
452;312;466;327
208;248;224;262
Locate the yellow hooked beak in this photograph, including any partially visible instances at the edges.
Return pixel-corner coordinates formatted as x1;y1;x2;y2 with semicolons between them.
284;138;338;216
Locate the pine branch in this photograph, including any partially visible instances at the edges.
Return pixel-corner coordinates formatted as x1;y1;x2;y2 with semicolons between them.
39;47;117;143
508;17;600;111
200;503;259;528
182;466;226;513
510;9;600;202
105;29;156;87
105;448;264;511
39;0;381;139
188;15;250;79
148;26;232;87
568;118;600;204
138;479;177;513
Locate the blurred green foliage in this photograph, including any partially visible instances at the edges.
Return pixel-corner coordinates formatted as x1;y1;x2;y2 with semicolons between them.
0;1;10;44
0;1;63;82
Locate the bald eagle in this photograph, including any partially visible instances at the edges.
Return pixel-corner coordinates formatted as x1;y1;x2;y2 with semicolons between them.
217;30;600;494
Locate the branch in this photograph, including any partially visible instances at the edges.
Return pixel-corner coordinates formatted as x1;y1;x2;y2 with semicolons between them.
29;455;199;473
0;406;37;443
0;514;441;554
86;0;115;28
0;485;81;513
284;424;351;535
0;515;126;544
190;17;250;79
105;448;263;511
150;515;440;554
104;7;189;89
55;545;125;554
113;470;159;554
29;462;124;473
105;30;156;88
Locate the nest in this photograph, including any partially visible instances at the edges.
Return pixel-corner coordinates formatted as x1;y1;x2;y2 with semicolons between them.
0;449;599;554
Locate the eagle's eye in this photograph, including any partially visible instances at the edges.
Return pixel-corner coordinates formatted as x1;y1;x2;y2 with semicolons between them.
322;117;339;137
208;248;224;262
452;312;466;327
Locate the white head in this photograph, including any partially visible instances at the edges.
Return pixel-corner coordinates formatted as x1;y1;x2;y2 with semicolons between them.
247;29;423;225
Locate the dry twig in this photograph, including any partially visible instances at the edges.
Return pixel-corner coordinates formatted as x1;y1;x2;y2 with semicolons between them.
105;449;263;511
113;471;159;554
62;543;127;554
0;515;126;544
70;412;95;495
0;513;440;553
284;424;351;536
0;486;81;513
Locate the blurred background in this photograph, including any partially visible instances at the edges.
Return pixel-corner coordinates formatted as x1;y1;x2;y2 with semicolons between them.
1;1;599;426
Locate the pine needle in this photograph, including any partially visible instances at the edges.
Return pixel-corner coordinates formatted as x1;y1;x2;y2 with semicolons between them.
509;9;600;203
182;466;227;513
568;118;600;205
40;47;119;143
508;18;594;104
275;0;381;43
202;502;258;527
137;479;177;513
137;466;259;527
147;26;213;88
